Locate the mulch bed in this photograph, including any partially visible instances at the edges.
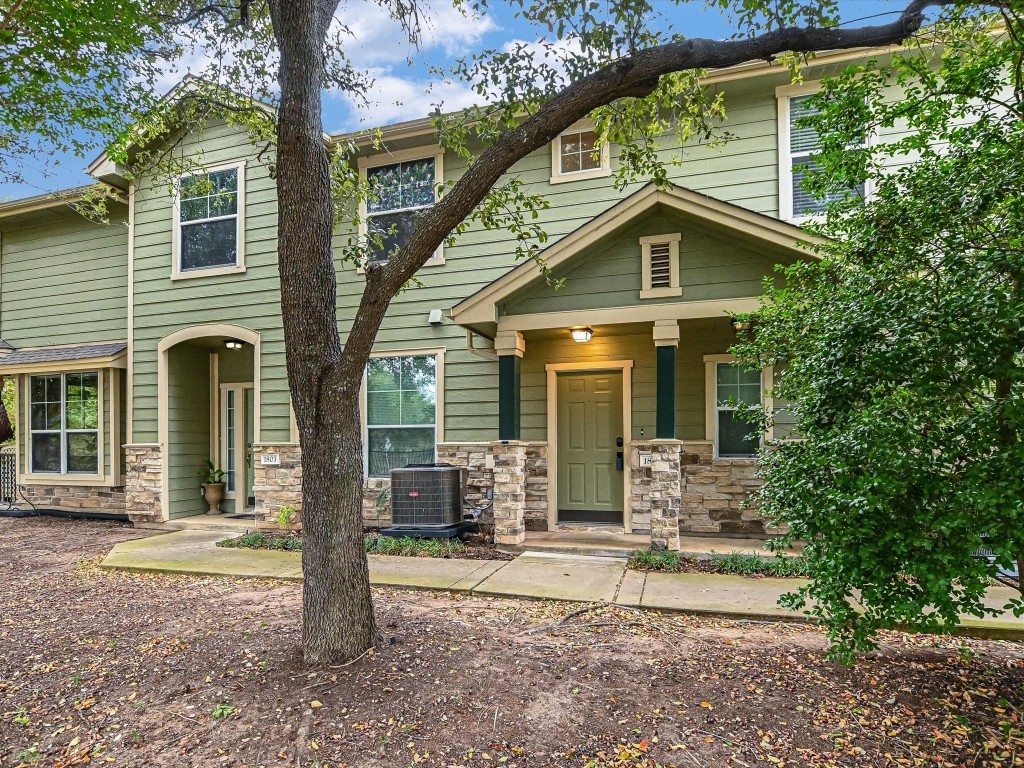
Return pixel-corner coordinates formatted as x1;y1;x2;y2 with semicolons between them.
1;516;1022;767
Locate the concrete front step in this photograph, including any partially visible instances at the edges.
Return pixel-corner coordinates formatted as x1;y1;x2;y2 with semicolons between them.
501;531;649;559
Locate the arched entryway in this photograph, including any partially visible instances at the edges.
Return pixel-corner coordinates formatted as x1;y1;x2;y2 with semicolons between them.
157;324;261;521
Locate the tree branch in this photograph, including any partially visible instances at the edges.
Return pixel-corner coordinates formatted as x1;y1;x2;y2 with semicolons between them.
340;0;960;362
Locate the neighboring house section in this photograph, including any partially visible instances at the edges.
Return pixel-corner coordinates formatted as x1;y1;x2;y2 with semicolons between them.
0;194;129;512
0;49;886;548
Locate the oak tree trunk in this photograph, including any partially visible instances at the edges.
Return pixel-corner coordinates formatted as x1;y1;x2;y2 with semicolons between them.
269;0;376;664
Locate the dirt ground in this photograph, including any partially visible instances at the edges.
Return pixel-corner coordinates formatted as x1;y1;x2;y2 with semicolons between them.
1;517;1022;768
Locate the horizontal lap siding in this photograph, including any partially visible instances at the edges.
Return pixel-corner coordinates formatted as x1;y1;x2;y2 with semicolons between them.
335;79;785;443
1;207;128;348
132;120;290;444
167;344;209;518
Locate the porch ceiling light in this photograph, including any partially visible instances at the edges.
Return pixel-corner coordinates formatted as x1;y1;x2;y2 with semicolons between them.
224;339;245;350
570;326;594;343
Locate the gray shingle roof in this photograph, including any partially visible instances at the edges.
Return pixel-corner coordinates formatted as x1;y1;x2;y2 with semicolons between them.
0;342;127;368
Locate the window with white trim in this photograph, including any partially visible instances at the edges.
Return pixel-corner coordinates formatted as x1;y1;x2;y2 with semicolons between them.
176;165;244;273
640;233;681;299
365;354;437;477
29;372;100;474
364;157;438;264
714;362;762;457
780;90;866;220
550;125;610;183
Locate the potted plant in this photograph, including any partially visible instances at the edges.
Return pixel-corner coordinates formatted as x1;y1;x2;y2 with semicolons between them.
198;459;227;515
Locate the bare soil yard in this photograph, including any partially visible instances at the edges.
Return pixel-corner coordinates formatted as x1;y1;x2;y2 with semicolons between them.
1;517;1022;767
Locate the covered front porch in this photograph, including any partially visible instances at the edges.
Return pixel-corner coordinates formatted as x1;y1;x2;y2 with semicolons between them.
446;182;813;550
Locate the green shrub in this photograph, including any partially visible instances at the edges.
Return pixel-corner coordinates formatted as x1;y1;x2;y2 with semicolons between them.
217;531;467;558
364;534;465;558
216;532;302;551
627;548;809;577
708;551;810;577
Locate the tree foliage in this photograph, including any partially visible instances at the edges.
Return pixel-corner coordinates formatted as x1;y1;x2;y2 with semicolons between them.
736;15;1024;662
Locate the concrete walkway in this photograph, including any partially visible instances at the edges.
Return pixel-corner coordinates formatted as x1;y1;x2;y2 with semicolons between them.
99;530;1024;639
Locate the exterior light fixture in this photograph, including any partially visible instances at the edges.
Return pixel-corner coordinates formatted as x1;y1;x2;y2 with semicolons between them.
224;339;244;350
570;327;594;343
731;317;753;333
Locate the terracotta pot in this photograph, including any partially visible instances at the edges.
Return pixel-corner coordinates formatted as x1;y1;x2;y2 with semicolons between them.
202;482;227;515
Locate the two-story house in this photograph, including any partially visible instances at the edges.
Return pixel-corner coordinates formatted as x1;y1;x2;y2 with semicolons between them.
0;47;878;550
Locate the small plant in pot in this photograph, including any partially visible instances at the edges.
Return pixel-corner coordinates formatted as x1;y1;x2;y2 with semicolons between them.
198;459;227;515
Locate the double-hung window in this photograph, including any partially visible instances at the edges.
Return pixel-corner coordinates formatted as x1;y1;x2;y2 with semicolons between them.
713;362;762;458
779;86;866;220
29;372;100;474
363;155;440;265
365;354;438;476
175;163;245;275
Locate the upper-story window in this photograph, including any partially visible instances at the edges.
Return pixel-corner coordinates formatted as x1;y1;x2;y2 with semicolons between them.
174;161;246;278
550;122;611;184
360;149;443;267
778;84;867;221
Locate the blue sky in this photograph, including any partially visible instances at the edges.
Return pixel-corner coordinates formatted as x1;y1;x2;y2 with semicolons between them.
0;0;911;200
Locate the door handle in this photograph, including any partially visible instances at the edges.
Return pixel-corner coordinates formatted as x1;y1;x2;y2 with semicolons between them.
616;452;624;471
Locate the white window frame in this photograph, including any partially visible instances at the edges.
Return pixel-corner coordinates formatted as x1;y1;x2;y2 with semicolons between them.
360;347;445;478
550;121;611;184
171;159;247;280
776;81;873;223
704;354;773;459
357;147;445;272
27;370;104;476
639;233;682;300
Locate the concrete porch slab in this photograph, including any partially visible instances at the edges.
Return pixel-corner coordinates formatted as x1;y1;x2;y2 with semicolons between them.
503;531;649;558
472;552;626;603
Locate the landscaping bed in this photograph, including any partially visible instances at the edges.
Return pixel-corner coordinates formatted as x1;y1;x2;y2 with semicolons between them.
2;516;1023;768
629;548;811;577
216;529;516;560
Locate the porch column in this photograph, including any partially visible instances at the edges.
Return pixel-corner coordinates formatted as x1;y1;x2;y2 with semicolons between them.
495;330;525;441
653;320;680;440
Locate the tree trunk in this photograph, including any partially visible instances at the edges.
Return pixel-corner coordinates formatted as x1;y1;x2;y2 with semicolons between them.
269;0;376;664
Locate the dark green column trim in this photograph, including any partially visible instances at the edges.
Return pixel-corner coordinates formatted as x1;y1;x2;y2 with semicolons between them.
656;344;676;440
498;354;521;441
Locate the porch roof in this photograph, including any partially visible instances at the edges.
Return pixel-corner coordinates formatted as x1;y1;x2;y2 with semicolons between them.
0;342;128;373
449;182;824;337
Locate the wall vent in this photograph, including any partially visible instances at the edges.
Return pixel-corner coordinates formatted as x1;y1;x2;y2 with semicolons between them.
648;242;673;288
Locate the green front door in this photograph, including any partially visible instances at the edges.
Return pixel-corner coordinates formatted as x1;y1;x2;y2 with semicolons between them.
556;371;624;523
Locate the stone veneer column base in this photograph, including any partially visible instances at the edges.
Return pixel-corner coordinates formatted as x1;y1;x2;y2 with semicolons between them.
252;444;302;526
124;443;163;524
491;442;527;545
631;440;681;551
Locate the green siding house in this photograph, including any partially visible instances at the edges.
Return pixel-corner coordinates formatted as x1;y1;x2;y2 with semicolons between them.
0;50;874;549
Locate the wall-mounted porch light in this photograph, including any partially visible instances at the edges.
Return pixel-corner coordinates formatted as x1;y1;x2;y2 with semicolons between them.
570;326;594;343
224;339;245;350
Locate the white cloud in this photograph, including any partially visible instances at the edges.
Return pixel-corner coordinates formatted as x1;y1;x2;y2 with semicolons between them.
335;69;480;129
334;0;497;66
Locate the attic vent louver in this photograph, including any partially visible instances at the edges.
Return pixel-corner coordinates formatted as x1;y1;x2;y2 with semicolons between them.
649;242;673;288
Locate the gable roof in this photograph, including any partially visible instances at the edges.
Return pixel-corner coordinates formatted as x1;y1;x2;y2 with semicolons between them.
449;182;824;330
